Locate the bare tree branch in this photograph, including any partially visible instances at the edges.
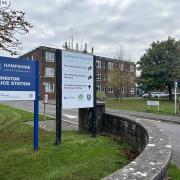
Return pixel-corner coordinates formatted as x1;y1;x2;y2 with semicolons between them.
0;0;32;55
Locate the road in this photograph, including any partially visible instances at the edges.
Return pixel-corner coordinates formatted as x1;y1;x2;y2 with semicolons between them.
1;100;180;167
148;120;180;167
1;100;78;124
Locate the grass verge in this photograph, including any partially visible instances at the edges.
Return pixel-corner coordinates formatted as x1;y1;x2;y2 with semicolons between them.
106;98;179;116
0;104;131;180
169;163;180;180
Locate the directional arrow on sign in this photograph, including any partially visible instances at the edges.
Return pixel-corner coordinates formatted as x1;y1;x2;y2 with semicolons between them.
88;75;92;80
88;66;92;71
88;85;91;90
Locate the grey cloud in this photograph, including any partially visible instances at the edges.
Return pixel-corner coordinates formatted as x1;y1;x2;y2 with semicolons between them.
1;0;180;61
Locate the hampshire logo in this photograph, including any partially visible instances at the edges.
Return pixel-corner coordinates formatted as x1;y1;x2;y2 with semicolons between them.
87;94;91;101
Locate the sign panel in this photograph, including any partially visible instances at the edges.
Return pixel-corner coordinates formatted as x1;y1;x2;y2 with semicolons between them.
44;93;48;104
62;50;94;109
0;56;36;100
147;101;159;106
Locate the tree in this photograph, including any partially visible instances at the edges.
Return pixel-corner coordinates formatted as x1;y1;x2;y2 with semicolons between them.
108;48;135;101
108;65;134;101
137;37;180;100
0;0;32;55
108;68;125;101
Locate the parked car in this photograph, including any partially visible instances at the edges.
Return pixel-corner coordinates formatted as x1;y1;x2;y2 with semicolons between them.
142;93;150;98
151;92;169;98
142;92;169;98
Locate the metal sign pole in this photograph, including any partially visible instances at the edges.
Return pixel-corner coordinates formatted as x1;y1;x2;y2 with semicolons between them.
34;61;39;151
175;81;177;115
92;55;96;137
55;50;62;144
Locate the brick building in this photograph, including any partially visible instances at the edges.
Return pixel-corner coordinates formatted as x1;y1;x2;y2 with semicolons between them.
20;46;136;99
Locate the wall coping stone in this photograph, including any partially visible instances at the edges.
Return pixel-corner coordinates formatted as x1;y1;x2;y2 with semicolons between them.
103;112;172;180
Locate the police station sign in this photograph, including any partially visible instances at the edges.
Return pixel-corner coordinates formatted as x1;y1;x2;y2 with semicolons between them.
0;56;36;100
62;50;94;109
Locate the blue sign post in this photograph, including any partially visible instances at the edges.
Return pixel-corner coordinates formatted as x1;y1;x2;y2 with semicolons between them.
0;56;39;151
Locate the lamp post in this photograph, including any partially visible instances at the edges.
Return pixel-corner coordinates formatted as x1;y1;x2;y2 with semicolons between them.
165;50;180;114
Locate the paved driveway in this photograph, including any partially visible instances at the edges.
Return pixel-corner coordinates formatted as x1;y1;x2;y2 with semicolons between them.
1;100;78;123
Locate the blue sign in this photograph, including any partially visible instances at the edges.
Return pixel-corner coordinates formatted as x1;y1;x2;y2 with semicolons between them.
0;56;39;151
0;56;36;91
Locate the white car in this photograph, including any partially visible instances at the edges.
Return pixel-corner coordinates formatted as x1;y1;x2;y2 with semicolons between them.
151;92;169;98
142;93;150;98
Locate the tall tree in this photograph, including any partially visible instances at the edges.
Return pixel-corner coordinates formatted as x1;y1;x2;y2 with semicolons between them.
137;37;180;100
108;65;134;101
0;0;32;55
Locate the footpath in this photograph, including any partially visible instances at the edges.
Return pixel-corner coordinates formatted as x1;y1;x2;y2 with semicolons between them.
106;108;180;124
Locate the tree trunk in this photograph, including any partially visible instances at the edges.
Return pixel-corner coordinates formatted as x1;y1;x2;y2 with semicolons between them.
167;85;172;100
115;87;119;100
120;88;123;103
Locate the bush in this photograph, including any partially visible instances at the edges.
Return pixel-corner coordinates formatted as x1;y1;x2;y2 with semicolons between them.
96;92;106;101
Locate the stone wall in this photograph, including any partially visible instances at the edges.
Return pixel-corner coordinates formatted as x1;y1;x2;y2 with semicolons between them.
79;103;172;180
102;112;172;180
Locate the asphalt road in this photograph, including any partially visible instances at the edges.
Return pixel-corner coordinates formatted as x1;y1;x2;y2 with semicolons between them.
1;100;78;124
148;120;180;167
1;100;180;167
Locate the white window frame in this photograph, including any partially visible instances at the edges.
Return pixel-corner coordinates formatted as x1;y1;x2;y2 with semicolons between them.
130;65;135;72
119;63;124;71
108;74;111;81
96;73;101;81
103;62;106;69
96;60;101;69
96;85;101;92
121;87;124;94
45;67;54;77
45;82;54;93
108;62;113;70
102;86;106;92
108;87;113;93
45;51;55;62
130;87;135;94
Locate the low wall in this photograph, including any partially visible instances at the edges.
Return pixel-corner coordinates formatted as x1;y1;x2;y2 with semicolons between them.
79;103;172;180
102;112;172;180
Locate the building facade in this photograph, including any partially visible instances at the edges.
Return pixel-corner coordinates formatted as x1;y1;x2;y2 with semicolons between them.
20;46;136;99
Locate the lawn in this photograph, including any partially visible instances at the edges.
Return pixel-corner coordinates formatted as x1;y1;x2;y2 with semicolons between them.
0;104;131;180
169;164;180;180
106;98;179;116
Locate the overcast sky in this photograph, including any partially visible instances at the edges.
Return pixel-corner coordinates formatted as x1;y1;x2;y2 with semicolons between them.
2;0;180;62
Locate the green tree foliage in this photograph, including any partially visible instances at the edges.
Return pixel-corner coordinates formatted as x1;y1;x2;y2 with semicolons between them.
137;37;180;100
0;0;32;55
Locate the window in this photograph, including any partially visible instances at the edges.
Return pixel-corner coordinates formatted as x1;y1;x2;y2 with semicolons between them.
130;65;135;72
96;73;101;81
45;82;54;93
108;87;113;93
31;55;34;60
121;87;124;94
119;63;124;71
45;52;55;62
96;60;101;69
103;62;106;69
45;67;54;77
108;74;111;81
108;62;113;70
96;85;101;92
102;86;106;92
129;87;134;94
